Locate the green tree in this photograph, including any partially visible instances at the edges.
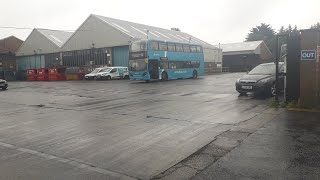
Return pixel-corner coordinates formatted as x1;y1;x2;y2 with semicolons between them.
279;26;285;34
170;27;181;31
311;22;320;29
280;24;299;35
246;23;276;55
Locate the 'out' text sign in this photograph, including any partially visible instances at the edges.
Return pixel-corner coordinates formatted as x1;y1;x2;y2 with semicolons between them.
301;50;316;60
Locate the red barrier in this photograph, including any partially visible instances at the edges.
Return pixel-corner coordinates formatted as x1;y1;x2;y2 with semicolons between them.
48;68;66;81
37;68;49;81
27;69;37;81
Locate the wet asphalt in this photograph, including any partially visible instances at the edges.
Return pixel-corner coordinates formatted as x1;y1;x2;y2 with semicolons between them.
0;73;285;180
194;111;320;180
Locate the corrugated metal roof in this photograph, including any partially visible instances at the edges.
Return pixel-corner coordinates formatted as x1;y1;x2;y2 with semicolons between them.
37;29;73;47
218;41;263;53
93;15;217;49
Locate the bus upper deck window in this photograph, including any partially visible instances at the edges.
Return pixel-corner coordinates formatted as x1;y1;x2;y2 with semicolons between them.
183;45;190;52
151;41;159;50
196;46;202;53
159;42;168;51
168;43;176;51
190;46;197;52
176;44;183;52
131;40;147;52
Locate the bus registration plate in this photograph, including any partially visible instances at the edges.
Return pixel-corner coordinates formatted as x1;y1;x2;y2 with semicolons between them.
242;86;252;90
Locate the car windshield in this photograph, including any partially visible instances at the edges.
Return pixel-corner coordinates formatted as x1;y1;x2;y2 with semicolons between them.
249;64;276;75
129;59;147;71
89;69;101;74
100;68;112;73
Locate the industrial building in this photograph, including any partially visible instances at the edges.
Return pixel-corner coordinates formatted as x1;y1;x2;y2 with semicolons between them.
16;14;222;74
0;36;23;80
0;36;23;70
219;41;273;72
16;28;73;71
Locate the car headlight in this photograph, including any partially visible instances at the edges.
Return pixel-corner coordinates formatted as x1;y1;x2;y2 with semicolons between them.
257;78;270;84
236;78;241;83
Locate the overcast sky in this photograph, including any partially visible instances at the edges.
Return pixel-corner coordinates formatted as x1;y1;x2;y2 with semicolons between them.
1;0;319;45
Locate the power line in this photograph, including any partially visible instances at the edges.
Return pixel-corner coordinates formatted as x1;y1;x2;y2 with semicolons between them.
0;26;77;32
0;26;33;30
0;26;107;32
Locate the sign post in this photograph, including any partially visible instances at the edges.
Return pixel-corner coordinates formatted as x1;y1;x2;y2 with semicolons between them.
317;46;320;105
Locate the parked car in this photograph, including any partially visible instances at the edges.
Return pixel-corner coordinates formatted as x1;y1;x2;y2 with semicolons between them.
235;62;284;96
84;67;129;80
84;67;109;80
0;79;8;90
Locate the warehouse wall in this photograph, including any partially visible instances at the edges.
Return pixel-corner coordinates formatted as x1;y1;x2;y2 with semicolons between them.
223;54;261;72
16;29;59;56
16;55;45;70
61;15;132;51
112;46;129;67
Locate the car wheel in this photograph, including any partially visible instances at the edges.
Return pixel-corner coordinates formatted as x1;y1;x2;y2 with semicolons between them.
2;86;7;90
107;76;111;80
161;72;168;81
192;70;198;79
270;84;276;96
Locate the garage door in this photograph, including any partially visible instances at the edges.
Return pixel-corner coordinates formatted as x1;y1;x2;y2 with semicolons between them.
112;46;129;67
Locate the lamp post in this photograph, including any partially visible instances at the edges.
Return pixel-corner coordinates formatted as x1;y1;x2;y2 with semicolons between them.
33;50;37;69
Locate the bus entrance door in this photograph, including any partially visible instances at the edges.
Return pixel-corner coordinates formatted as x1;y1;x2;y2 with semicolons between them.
148;60;159;79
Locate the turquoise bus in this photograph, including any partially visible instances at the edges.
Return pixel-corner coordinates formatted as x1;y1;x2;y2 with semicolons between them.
128;39;204;81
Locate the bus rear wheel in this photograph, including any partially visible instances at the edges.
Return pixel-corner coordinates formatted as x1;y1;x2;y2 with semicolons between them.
192;70;198;79
161;72;168;81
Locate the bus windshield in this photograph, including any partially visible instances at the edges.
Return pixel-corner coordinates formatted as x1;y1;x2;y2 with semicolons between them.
130;40;147;52
129;59;147;71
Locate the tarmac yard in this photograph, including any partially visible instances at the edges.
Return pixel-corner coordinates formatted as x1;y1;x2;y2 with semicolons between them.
0;73;280;180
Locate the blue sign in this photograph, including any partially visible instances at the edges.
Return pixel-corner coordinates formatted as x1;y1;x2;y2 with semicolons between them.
301;50;317;60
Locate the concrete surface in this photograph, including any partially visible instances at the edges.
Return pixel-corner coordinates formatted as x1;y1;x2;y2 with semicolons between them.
194;111;320;180
0;73;275;179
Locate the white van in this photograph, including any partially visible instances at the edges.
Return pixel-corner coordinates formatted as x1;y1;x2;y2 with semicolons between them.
98;67;129;80
85;67;129;80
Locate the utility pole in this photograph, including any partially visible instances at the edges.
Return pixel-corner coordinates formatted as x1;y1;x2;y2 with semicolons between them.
275;34;279;102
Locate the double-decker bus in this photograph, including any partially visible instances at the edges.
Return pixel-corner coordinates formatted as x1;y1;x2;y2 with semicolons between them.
128;39;204;82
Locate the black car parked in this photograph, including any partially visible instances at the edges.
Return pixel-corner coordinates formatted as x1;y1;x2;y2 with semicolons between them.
236;62;284;96
0;79;8;90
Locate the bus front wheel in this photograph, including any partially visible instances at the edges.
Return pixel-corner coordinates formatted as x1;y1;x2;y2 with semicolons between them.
161;72;168;81
192;70;198;79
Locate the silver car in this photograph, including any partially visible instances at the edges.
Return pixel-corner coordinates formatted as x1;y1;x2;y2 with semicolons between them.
0;79;8;90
